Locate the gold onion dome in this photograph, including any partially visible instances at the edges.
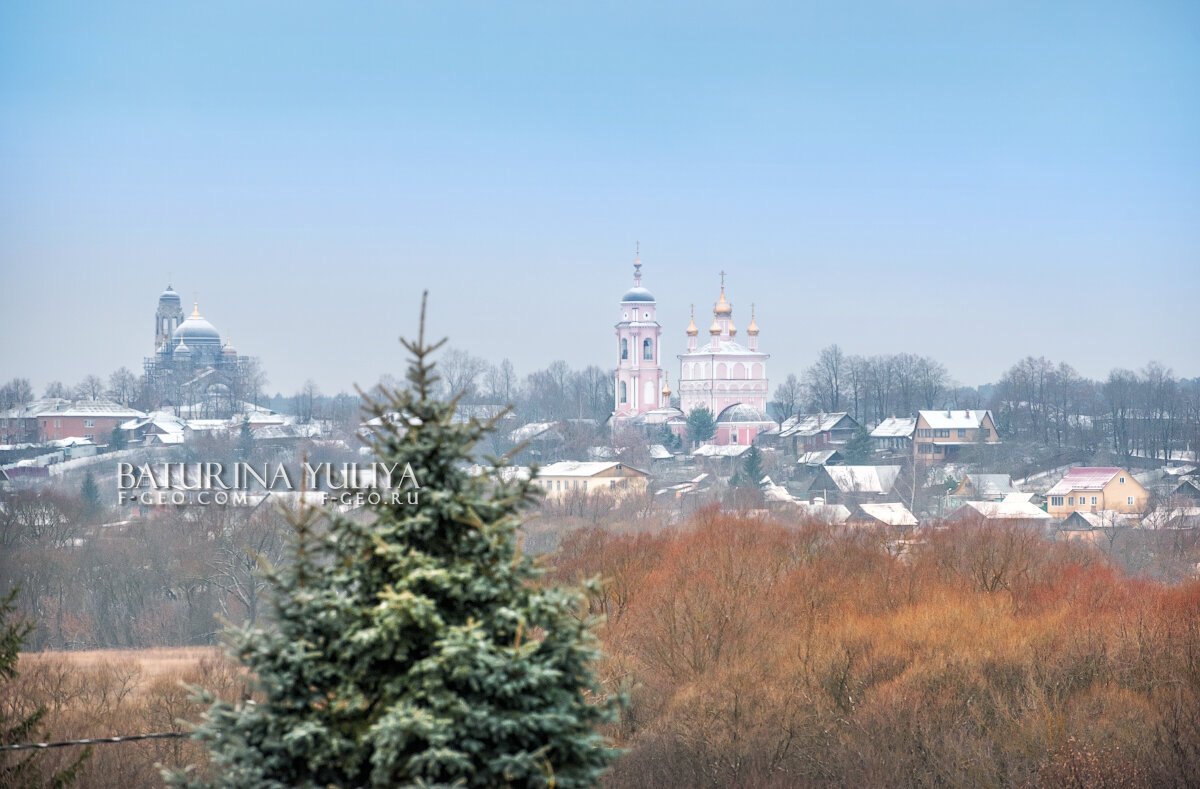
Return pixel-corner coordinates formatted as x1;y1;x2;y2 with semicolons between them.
728;318;737;337
686;305;698;336
710;316;721;335
748;304;759;335
662;373;671;398
714;286;732;316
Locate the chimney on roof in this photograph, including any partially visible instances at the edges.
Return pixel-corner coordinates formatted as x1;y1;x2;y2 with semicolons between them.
946;408;951;417
963;410;970;418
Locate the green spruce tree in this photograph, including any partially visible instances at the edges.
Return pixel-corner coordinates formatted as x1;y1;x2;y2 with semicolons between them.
685;406;716;446
843;425;874;464
738;445;764;488
169;295;617;789
1;587;90;787
80;470;102;522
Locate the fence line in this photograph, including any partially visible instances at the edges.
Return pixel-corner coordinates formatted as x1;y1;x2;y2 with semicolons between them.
0;731;188;751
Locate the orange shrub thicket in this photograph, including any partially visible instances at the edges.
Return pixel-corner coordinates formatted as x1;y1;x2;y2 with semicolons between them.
550;508;1200;788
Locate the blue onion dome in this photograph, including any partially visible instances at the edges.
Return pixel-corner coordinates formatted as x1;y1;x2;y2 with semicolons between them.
622;286;655;302
172;301;221;347
174;340;192;357
160;284;181;303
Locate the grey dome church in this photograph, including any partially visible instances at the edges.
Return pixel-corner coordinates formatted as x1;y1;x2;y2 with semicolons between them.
144;284;256;417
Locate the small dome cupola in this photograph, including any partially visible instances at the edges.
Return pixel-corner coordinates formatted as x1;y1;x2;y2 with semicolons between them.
621;254;655;303
686;305;698;337
714;272;732;317
747;303;760;335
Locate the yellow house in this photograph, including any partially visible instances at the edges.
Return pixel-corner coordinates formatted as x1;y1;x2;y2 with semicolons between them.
1045;467;1148;518
533;461;649;500
914;409;1000;463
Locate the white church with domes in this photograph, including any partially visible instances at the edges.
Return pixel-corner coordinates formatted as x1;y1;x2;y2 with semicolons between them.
610;258;774;446
143;284;255;417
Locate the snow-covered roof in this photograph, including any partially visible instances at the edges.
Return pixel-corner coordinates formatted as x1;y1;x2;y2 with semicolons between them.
0;398;70;419
796;449;840;466
716;403;770;424
1061;510;1133;529
34;401;145;419
680;340;766;358
509;422;558;443
649;444;673;460
538;460;646;478
778;412;854;438
121;411;188;433
821;465;901;494
1046;467;1124;496
853;503;918;527
692;444;751;458
870;417;917;438
796;502;851;524
958;474;1018;497
1141;507;1200;530
918;409;993;430
1163;465;1197;477
951;500;1052;521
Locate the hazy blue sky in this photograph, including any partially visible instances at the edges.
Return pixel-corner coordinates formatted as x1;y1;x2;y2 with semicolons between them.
2;1;1197;397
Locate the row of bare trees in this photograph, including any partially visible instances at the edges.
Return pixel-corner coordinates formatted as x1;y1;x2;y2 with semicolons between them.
994;357;1200;460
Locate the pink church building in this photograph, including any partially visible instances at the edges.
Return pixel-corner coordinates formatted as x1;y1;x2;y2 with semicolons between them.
678;275;773;445
611;257;668;426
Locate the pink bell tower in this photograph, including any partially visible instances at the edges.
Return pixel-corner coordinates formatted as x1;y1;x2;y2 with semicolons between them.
612;250;665;426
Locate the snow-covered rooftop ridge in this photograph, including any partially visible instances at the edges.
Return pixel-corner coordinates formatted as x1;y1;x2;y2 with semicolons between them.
823;465;901;494
953;499;1051;520
538;460;643;477
778;412;852;438
34;401;145;418
918;409;992;429
1046;467;1124;495
855;503;918;526
870;417;917;438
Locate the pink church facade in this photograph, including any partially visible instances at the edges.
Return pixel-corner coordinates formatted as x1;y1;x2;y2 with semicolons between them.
610;258;667;426
678;277;774;445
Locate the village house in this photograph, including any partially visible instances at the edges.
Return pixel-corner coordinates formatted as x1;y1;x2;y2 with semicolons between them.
1045;467;1149;518
533;460;648;501
804;464;902;506
771;412;860;455
914;409;1000;464
36;401;146;443
870;416;917;454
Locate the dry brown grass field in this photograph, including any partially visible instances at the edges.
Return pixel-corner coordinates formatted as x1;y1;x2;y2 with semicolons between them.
7;647;241;789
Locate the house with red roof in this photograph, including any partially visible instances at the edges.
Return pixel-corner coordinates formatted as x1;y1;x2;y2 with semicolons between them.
1045;467;1148;518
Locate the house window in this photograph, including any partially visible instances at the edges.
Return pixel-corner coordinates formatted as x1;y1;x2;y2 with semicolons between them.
84;434;93;440
934;429;950;438
643;338;653;361
1091;496;1097;505
84;419;95;428
1051;496;1064;507
1119;476;1125;484
934;445;944;454
918;429;932;438
1068;497;1074;506
919;443;933;454
731;430;739;444
621;339;628;360
1127;496;1134;506
957;429;966;438
619;382;627;403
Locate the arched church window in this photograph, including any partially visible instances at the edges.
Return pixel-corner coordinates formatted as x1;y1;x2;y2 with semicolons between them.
621;339;628;360
643;338;653;361
619;381;627;403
